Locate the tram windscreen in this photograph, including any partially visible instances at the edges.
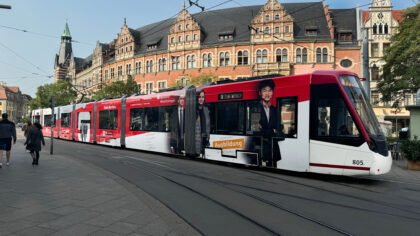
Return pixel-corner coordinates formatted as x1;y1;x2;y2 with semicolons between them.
339;75;383;138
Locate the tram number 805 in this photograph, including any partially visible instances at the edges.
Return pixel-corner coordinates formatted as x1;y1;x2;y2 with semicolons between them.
353;160;364;165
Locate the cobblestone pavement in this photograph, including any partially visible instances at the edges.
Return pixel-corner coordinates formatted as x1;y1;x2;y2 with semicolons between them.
0;132;199;236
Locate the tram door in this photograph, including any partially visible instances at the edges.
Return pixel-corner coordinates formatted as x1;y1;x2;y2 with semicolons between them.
276;97;310;171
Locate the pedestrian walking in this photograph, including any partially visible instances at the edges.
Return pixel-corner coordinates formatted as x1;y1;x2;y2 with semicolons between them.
22;120;34;138
0;113;17;167
24;122;45;165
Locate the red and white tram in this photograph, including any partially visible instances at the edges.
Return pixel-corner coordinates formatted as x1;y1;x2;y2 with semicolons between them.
32;71;391;176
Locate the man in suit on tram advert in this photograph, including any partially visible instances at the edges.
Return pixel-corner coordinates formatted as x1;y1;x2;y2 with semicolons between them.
170;95;185;154
258;79;282;167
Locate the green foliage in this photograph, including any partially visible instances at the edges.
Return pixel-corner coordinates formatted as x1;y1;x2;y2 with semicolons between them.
377;3;420;107
386;136;398;144
401;136;420;161
30;80;77;109
92;78;138;100
170;73;217;87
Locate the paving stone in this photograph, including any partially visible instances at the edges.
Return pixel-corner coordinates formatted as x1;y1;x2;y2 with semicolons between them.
14;226;56;236
87;208;136;227
136;219;171;236
47;205;84;215
39;210;100;230
51;223;100;236
0;219;37;235
105;221;139;234
22;211;61;223
88;230;121;236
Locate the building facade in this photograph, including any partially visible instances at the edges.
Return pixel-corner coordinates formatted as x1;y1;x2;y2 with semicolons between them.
55;0;362;98
0;82;29;123
362;0;411;135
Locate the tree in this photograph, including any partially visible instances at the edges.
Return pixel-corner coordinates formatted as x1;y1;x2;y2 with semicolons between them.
377;3;420;107
30;80;77;109
170;73;217;87
92;78;138;100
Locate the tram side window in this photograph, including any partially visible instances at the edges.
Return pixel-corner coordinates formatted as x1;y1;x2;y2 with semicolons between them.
44;115;52;127
77;111;91;129
277;97;298;138
215;102;245;135
246;100;261;135
144;107;159;131
99;110;118;130
159;106;176;132
130;108;144;131
61;113;71;128
310;84;363;146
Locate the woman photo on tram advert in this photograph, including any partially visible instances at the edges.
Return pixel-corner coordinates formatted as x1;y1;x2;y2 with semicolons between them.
257;79;282;167
195;90;210;156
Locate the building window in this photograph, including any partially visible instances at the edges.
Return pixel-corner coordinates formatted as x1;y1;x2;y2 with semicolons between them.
265;15;269;21
171;37;174;43
186;24;190;29
178;25;182;31
306;29;317;36
117;66;122;77
146;82;153;94
340;59;352;68
371;43;379;57
373;23;377;35
237;51;249;65
147;44;157;50
126;64;131;75
383;43;390;54
275;27;279;33
159;58;167;72
256;49;268;63
194;34;198;40
405;95;411;106
218;34;233;41
379;24;383;34
275;14;279;20
135;62;142;74
146;60;154;73
104;70;108;80
296;48;301;63
372;92;379;105
203;53;212;68
339;33;352;42
158;81;167;90
285;26;289;33
172;56;180;70
371;65;379;81
316;48;322;63
322;48;328;62
219;52;230;66
111;68;115;79
384;23;388;34
302;48;307;63
187;55;196;69
186;35;190;41
137;84;142;94
264;27;270;34
178;36;182;42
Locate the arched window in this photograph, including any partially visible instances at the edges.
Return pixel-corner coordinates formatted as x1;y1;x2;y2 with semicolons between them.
276;49;282;62
302;48;308;63
322;48;328;62
296;48;302;63
373;23;377;35
178;36;182;42
379;24;383;34
186;24;190;29
186;35;190;41
237;50;248;65
203;54;208;68
316;48;322;63
225;52;230;66
282;49;288;62
265;15;270;21
171;37;174;44
219;52;225;66
187;55;196;69
384;23;388;34
194;34;198;40
172;56;180;70
208;53;212;67
262;49;268;63
264;27;270;34
256;50;262;63
275;14;280;20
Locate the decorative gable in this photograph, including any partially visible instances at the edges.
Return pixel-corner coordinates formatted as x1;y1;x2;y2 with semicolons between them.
115;18;138;60
168;6;201;52
251;0;294;44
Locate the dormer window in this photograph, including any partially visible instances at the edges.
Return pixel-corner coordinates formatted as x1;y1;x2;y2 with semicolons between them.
305;26;318;36
338;31;353;42
147;44;157;50
147;38;161;51
218;28;234;41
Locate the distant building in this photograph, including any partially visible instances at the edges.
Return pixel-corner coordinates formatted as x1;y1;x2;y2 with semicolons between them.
0;82;30;123
54;0;362;98
362;0;410;135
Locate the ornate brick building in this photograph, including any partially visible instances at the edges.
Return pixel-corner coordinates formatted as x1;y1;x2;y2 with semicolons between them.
55;0;361;97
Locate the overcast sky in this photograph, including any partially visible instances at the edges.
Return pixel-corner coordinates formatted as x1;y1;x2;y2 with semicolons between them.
0;0;414;97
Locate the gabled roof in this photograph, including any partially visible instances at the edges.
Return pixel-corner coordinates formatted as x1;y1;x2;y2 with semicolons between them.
0;87;6;99
392;10;406;23
7;86;19;93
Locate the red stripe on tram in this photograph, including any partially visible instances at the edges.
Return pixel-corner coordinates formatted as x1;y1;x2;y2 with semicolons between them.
310;163;370;171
